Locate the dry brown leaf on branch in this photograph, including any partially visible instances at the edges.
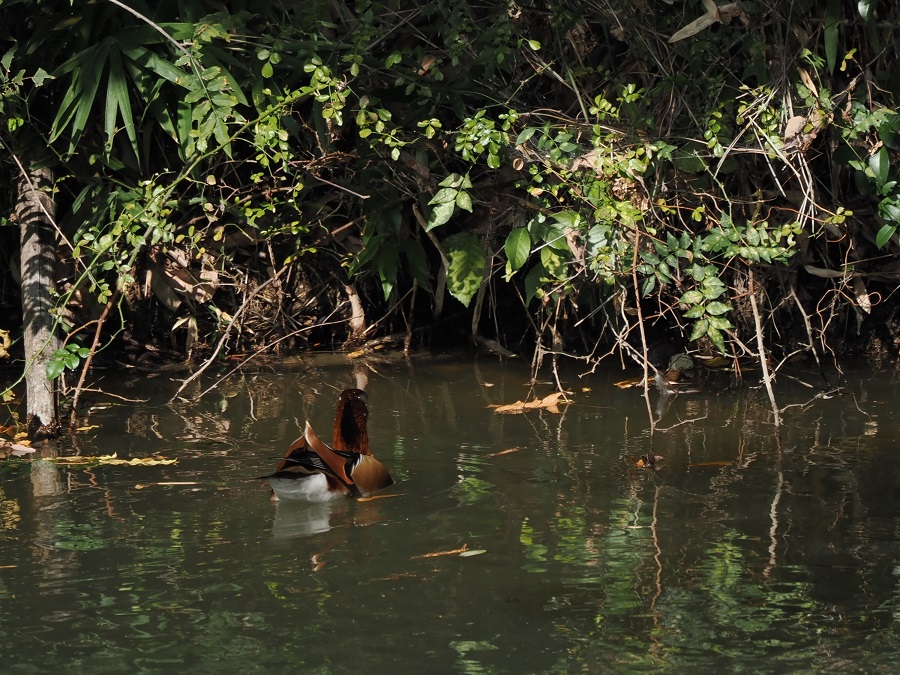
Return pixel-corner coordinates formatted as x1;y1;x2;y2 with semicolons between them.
488;392;570;414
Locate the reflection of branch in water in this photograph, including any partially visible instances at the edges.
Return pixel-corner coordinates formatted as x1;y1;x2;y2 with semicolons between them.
650;483;664;613
764;461;784;579
779;388;843;415
654;414;709;433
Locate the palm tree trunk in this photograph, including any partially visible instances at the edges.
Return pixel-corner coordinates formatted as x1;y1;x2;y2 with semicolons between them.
17;162;60;439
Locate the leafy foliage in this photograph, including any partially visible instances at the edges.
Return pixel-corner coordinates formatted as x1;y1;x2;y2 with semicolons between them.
1;0;899;376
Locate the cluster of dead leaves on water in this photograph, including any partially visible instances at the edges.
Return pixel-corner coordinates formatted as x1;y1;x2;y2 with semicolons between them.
0;424;36;460
487;391;570;414
50;453;177;467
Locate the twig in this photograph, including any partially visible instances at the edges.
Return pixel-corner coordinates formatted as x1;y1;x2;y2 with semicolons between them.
69;289;120;428
748;268;782;444
171;268;287;400
631;230;655;434
655;414;709;432
192;311;347;400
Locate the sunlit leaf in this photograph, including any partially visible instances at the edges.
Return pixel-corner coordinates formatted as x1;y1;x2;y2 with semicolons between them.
504;228;531;275
426;200;456;230
443;232;485;307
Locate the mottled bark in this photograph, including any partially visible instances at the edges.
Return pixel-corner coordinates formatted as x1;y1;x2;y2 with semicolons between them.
17;163;60;438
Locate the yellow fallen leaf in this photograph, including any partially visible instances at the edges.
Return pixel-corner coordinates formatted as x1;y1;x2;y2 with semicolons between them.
75;425;100;432
51;453;177;466
614;377;643;389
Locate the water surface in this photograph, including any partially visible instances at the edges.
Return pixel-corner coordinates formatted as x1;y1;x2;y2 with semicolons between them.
1;355;898;673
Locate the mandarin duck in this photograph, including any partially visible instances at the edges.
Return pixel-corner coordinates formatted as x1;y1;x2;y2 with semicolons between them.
259;389;393;502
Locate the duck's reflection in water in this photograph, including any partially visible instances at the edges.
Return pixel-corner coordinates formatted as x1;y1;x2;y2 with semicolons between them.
270;495;392;541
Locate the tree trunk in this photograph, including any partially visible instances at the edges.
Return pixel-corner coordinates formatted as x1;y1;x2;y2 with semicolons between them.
17;162;60;439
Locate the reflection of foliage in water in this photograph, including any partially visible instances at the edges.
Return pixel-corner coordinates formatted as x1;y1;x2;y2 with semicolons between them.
53;521;106;551
0;488;20;531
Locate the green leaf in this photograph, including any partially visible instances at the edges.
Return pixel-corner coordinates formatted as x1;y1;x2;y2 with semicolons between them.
869;146;889;186
540;247;566;280
399;238;432;291
504;228;531;275
46;359;66;381
707;326;726;354
443;232;485;307
858;0;875;20
683;305;705;319
427;201;456;230
516;127;537;145
689;318;709;342
105;48;139;163
33;68;53;86
875;224;896;249
455;190;473;212
680;290;704;305
121;46;188;86
430;187;458;204
375;243;399;300
524;263;546;301
708;315;733;331
825;0;841;74
705;301;731;316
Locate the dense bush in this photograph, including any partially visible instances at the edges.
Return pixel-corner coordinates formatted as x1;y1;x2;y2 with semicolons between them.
1;0;899;390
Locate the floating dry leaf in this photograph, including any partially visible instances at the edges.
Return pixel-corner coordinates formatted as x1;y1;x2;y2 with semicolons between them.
614;377;643;389
75;425;100;432
356;493;404;502
52;453;177;466
458;549;487;557
486;447;522;457
135;481;199;490
413;543;470;559
489;392;570;414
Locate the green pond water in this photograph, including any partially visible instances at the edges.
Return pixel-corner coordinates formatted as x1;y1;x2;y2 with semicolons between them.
0;354;898;673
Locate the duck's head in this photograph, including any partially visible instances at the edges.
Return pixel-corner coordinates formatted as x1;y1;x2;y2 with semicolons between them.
333;388;370;455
